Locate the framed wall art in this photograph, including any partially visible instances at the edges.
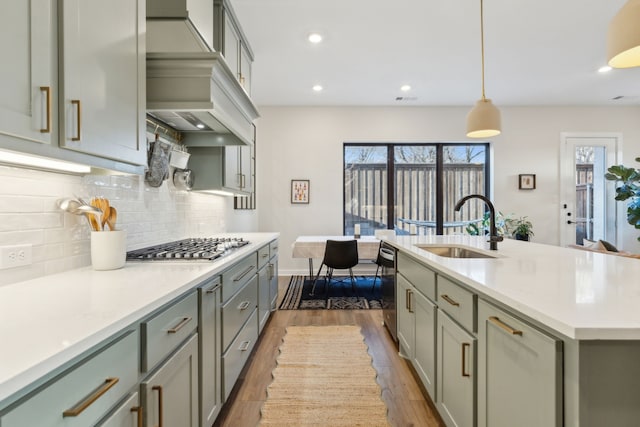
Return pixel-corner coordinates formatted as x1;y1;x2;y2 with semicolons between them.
291;179;310;204
519;174;536;190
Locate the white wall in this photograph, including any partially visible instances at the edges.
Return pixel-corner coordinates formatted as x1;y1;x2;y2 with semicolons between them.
0;164;241;286
255;106;640;275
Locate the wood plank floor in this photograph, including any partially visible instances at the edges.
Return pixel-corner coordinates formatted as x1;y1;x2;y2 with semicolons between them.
213;276;445;427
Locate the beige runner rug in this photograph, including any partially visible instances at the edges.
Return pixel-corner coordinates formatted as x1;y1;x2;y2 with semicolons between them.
259;325;389;426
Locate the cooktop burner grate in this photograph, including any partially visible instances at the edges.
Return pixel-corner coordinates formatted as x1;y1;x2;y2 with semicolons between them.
126;237;249;261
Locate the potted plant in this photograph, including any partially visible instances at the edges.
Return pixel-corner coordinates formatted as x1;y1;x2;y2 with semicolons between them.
511;216;534;241
465;211;513;236
605;158;640;241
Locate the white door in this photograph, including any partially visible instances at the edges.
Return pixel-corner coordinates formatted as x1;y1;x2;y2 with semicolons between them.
560;133;620;247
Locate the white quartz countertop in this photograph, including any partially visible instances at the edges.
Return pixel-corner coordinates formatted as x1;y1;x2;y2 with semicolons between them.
385;235;640;341
0;232;278;407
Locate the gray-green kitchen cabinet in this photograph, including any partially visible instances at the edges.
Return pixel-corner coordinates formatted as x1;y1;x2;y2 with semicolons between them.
257;243;271;332
0;0;56;146
141;334;199;427
0;330;139;427
477;299;562;427
58;0;146;167
437;310;476;427
198;278;222;427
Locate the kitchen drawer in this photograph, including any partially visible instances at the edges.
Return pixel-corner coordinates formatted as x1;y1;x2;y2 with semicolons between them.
257;244;270;269
269;239;279;258
397;252;436;301
142;291;198;372
222;254;257;303
1;330;138;427
437;275;476;332
222;308;258;400
222;274;258;351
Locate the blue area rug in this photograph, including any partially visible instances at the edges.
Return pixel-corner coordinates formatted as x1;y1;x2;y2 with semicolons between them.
279;275;382;310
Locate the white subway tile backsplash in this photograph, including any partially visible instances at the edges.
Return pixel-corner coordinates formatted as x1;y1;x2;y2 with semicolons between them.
0;165;229;286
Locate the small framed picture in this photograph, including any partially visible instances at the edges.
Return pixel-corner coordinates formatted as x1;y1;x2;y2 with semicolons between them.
291;179;310;204
519;174;536;190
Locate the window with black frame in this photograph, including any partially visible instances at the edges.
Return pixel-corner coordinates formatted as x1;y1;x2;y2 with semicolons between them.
344;143;490;236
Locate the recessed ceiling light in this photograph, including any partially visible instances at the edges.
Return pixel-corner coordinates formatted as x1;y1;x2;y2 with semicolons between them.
196;123;205;129
598;65;613;73
312;85;323;92
400;85;411;92
308;33;323;44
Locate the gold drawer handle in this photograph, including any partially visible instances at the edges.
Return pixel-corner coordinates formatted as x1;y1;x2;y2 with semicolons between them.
238;340;251;351
461;343;470;377
40;86;51;133
272;246;278;251
261;253;269;258
152;385;164;427
441;294;460;307
63;377;119;417
233;265;255;282
489;316;523;336
131;405;143;427
167;316;191;334
238;301;251;310
71;99;81;141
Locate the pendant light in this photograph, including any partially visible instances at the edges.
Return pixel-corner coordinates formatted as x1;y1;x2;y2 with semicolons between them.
607;0;640;68
466;0;501;138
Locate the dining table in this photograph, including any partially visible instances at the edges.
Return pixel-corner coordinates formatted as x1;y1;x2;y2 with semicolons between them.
291;235;381;278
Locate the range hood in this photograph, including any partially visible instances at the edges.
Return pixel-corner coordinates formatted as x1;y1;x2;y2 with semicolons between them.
146;52;259;146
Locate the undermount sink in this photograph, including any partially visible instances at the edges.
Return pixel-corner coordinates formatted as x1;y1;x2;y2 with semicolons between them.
415;244;496;259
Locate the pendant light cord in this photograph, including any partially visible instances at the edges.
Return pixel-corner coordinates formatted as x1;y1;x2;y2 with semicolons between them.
480;0;487;101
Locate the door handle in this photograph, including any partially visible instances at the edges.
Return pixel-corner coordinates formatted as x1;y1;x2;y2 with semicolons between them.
71;99;81;141
40;86;51;133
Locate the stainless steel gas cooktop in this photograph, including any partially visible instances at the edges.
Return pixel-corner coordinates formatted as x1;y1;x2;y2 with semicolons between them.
126;237;249;261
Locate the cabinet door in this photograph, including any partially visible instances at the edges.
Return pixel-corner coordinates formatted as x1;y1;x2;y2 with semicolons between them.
239;41;252;95
397;274;415;359
477;300;562;427
142;334;199;427
240;144;253;193
97;392;142;427
258;264;271;332
0;0;55;145
199;280;222;427
437;310;476;427
269;258;279;310
224;146;241;191
413;290;437;399
59;0;146;166
223;13;240;80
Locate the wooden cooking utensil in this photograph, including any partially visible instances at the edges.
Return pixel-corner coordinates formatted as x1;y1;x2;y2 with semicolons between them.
105;206;117;231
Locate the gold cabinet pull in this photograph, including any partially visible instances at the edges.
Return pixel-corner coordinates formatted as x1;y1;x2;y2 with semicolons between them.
233;265;255;282
408;289;414;313
39;86;51;133
488;316;523;336
130;405;143;427
261;253;269;259
152;385;164;427
62;377;119;417
441;294;460;307
461;343;470;377
205;284;221;294
71;99;81;141
167;316;191;334
238;340;251;351
238;301;251;310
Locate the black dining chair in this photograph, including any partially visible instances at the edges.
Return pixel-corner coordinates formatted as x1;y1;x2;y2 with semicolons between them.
310;239;359;296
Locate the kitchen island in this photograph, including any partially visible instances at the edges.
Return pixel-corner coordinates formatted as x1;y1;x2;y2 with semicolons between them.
0;232;279;426
384;235;640;427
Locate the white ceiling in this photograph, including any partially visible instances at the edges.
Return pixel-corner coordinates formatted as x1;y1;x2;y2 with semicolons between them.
230;0;640;107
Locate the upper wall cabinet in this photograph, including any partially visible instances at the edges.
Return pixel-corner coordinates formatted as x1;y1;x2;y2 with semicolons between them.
58;0;146;167
214;0;254;95
0;1;56;146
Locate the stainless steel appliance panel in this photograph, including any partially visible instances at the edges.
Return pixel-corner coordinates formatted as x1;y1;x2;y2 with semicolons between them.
380;242;397;343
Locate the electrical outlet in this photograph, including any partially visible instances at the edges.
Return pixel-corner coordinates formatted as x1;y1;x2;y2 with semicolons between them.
0;244;33;269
